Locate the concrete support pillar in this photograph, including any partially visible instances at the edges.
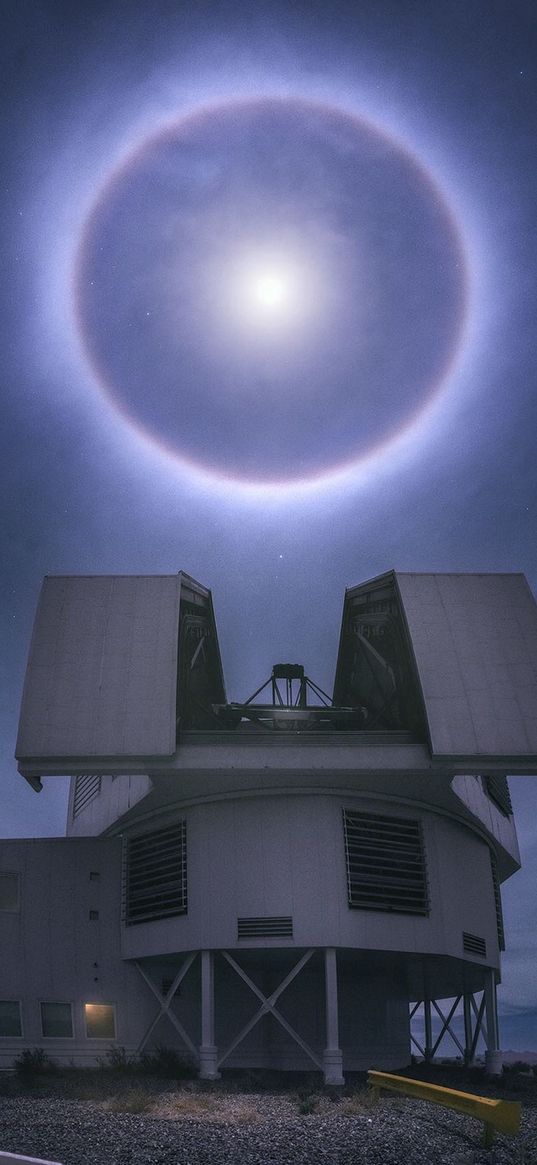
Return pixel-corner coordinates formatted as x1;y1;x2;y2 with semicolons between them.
424;998;433;1063
323;948;345;1086
463;994;473;1065
199;949;220;1080
484;969;502;1076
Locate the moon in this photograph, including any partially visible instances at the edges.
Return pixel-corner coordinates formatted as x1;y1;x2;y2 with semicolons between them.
251;271;289;309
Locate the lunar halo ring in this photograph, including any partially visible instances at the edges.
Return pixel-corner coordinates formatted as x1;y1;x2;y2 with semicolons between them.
73;95;470;497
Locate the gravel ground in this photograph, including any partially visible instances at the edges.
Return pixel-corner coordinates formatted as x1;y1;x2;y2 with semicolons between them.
0;1089;536;1165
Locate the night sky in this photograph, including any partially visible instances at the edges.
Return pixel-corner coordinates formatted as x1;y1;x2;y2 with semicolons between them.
2;0;537;1051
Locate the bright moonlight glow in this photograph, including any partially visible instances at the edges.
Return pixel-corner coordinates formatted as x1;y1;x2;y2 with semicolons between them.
228;253;308;330
74;97;469;488
252;271;289;309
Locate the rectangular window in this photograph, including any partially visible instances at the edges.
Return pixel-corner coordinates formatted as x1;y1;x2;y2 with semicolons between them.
84;1003;116;1039
124;822;187;925
0;873;20;912
41;1002;73;1038
89;910;99;920
0;1001;22;1037
343;809;429;915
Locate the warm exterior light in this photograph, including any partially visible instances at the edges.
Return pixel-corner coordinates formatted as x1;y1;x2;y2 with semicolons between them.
84;1002;116;1038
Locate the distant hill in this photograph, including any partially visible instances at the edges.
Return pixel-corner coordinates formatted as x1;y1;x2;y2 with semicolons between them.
502;1050;537;1065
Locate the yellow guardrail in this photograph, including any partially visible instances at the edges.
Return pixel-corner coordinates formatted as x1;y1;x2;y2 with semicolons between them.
367;1069;521;1148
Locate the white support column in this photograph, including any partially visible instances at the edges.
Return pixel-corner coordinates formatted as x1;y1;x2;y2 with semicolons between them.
463;994;473;1065
199;949;220;1080
323;948;345;1086
424;998;433;1063
484;969;502;1076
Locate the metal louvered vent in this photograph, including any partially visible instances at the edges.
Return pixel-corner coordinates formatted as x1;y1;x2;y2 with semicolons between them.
343;809;428;915
73;775;101;818
237;916;293;939
463;931;487;957
124;822;187;925
483;776;513;817
490;853;505;951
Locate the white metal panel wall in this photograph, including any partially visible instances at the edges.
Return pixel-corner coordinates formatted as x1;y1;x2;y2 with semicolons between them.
16;576;181;760
121;793;500;971
396;572;537;757
450;775;520;867
0;838;154;1066
66;773;153;837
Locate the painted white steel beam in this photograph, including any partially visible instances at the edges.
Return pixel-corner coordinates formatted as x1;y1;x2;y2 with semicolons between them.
199;949;220;1080
431;997;465;1058
410;992;493;1064
135;953;199;1061
323;947;344;1085
218;949;322;1071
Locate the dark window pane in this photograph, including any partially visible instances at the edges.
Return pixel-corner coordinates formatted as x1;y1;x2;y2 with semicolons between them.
0;1001;22;1037
41;1002;73;1038
0;874;19;912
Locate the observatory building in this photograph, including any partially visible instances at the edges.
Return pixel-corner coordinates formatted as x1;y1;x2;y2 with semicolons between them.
2;570;537;1081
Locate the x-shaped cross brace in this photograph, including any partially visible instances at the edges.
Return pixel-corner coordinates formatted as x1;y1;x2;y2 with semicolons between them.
217;948;322;1070
135;951;199;1061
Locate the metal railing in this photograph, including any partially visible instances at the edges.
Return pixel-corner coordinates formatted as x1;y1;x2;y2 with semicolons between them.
367;1069;521;1148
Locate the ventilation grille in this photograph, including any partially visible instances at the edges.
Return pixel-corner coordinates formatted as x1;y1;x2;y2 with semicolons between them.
483;775;513;817
343;809;429;915
237;916;293;939
124;822;187;925
463;931;487;957
73;775;101;818
490;853;505;951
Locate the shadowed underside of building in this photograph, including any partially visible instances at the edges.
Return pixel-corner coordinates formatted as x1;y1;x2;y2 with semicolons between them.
2;569;537;1081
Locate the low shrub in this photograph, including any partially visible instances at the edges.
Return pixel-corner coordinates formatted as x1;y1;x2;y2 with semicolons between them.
14;1048;57;1079
96;1045;132;1072
137;1044;196;1078
297;1092;318;1115
341;1091;376;1116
